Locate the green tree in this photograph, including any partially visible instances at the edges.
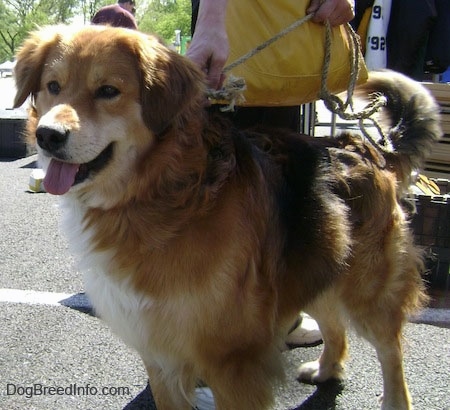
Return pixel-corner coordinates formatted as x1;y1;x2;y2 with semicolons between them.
0;1;19;61
139;0;191;45
0;0;80;61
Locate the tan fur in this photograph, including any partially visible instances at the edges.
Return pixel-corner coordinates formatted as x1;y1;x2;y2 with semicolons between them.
14;25;441;410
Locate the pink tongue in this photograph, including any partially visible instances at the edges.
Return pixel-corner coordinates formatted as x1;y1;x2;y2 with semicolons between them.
43;159;80;195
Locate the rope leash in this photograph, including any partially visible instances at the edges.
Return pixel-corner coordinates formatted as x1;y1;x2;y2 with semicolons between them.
206;10;390;151
318;21;392;152
319;22;386;124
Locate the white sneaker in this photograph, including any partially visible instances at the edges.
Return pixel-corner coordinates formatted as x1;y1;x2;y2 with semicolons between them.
194;387;215;410
285;314;322;348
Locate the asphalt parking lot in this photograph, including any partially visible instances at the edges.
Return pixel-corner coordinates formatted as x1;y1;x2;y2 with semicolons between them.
1;75;449;409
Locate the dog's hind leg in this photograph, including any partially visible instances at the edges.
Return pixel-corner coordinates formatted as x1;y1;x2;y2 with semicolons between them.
297;290;348;383
340;234;425;409
374;334;411;410
348;310;412;410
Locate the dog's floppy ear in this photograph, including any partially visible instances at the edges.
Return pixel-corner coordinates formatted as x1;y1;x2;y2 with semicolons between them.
13;26;61;108
136;35;206;135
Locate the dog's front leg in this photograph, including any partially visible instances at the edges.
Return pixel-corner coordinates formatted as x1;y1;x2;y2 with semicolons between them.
202;350;282;410
145;363;195;410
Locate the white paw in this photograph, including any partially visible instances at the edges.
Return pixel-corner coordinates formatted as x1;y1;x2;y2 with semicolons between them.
297;360;345;384
381;402;410;410
380;395;412;410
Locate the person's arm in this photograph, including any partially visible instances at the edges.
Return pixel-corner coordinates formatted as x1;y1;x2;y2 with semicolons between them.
307;0;355;26
186;0;229;89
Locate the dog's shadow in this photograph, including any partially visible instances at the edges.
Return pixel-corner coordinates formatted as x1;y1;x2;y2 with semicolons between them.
122;380;344;410
291;379;344;410
123;383;157;409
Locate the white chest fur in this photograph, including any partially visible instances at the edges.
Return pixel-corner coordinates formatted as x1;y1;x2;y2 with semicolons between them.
60;197;156;356
84;267;154;354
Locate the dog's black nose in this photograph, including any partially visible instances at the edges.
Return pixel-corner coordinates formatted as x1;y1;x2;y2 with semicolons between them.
36;125;69;152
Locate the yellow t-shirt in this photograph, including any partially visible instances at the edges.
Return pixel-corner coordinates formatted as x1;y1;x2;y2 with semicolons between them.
224;0;368;106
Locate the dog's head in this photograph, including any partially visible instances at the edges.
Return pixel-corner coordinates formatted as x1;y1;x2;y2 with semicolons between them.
14;25;205;206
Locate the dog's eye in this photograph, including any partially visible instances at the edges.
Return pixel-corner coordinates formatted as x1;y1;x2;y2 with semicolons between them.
47;81;61;95
95;85;120;100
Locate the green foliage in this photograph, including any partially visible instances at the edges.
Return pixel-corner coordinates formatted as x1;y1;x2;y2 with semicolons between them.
139;0;191;45
0;1;18;61
0;0;80;61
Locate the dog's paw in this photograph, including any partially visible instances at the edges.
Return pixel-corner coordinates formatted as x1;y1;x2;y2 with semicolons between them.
379;393;412;410
380;400;411;410
297;360;345;384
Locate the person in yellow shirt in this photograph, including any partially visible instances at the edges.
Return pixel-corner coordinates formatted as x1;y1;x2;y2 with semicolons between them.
187;0;355;132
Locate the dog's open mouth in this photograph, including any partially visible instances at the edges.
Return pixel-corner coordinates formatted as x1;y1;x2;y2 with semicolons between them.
43;143;114;195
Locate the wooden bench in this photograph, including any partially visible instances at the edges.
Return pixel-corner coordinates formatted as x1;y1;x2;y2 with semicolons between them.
422;82;450;179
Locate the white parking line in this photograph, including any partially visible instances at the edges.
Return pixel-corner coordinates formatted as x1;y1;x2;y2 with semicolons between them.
0;288;72;305
0;288;448;325
0;288;93;312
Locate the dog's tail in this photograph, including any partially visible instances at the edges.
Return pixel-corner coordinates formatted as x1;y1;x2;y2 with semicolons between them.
356;70;442;185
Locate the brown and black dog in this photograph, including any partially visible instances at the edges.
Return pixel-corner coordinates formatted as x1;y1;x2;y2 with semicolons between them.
14;25;441;409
